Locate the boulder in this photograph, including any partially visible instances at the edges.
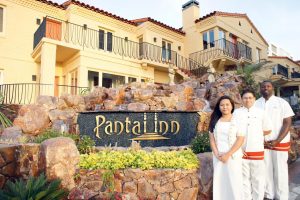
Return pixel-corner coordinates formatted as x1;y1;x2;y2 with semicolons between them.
127;103;149;111
39;137;80;190
0;126;27;143
13;105;50;135
197;152;213;200
48;109;76;122
36;96;57;111
60;95;86;111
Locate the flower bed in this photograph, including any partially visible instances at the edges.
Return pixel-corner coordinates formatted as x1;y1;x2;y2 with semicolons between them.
79;149;199;170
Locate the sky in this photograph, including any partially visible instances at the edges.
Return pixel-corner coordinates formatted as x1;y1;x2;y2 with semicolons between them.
54;0;300;61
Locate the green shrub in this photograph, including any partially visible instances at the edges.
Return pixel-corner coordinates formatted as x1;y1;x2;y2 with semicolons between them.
0;173;67;200
33;129;79;143
79;149;199;170
77;135;96;154
0;94;13;128
190;132;211;154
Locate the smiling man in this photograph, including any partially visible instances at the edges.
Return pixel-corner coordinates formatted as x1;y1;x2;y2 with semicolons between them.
255;80;295;200
234;89;272;200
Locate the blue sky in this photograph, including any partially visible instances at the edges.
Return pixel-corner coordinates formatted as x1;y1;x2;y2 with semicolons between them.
54;0;300;60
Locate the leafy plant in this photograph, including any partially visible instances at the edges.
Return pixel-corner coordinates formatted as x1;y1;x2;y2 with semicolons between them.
77;135;96;154
79;149;199;170
0;94;13;128
237;61;269;97
190;132;211;154
33;129;79;143
0;173;67;200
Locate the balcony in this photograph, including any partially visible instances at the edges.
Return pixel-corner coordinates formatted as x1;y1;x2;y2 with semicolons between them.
272;64;289;78
33;17;207;77
291;71;300;78
189;38;252;67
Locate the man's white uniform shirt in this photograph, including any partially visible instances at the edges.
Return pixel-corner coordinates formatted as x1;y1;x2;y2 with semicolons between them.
255;95;294;143
234;106;272;152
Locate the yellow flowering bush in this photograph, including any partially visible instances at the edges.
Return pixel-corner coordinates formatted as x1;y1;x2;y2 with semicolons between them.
79;149;199;170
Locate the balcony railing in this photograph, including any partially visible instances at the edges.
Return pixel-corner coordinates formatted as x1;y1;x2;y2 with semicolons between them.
273;64;289;78
33;16;207;77
189;39;252;66
291;71;300;78
0;83;90;105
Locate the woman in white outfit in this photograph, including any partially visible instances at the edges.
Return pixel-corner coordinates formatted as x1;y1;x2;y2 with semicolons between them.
208;96;245;200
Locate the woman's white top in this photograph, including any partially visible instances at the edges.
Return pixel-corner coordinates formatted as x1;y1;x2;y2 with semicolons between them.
212;118;244;159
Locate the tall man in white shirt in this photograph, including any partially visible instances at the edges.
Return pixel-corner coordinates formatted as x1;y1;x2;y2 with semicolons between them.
255;81;294;200
234;89;272;200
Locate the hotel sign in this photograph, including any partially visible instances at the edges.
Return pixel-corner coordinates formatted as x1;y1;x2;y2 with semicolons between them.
77;111;199;147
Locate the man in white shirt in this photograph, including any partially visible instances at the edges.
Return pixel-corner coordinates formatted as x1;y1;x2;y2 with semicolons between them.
255;81;295;200
234;89;272;200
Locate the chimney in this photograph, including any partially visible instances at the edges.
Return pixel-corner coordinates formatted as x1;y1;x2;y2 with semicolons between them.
182;0;199;31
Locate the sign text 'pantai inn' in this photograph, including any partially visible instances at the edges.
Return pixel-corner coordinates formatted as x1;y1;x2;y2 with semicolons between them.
77;111;199;147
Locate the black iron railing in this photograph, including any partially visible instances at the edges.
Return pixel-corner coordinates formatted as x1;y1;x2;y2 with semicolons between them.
274;64;289;78
33;16;207;78
291;71;300;78
0;83;90;105
189;38;252;66
56;85;90;96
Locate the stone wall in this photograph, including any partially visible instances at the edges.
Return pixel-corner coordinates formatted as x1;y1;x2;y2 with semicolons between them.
0;141;214;200
69;169;199;200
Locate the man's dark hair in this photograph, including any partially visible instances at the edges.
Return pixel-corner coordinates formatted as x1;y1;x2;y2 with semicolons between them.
241;89;256;97
260;80;273;87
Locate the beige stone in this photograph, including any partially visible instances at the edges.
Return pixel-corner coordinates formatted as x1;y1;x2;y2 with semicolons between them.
123;181;137;193
127;102;149;111
48;109;76;122
137;178;157;199
13;105;50;135
177;187;198;200
39;137;80;190
174;176;192;190
36;95;57;111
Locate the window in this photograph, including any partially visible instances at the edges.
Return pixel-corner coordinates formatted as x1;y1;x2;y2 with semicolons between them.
139;37;143;57
209;30;215;47
0;7;4;33
107;32;113;52
219;30;225;40
256;48;261;62
99;29;105;50
202;29;215;49
162;40;171;61
98;29;113;51
203;32;208;49
102;73;125;88
128;77;137;83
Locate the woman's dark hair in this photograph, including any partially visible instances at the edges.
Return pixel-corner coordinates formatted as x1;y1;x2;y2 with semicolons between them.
241;89;256;97
208;96;235;133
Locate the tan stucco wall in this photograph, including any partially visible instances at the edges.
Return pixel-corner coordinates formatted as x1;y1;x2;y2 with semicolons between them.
0;0;65;83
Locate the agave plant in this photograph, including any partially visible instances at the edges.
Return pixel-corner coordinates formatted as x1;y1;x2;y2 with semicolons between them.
0;93;13;128
0;173;67;200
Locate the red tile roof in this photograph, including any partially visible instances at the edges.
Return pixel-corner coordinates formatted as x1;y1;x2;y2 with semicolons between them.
62;0;136;26
36;0;185;35
195;11;268;45
268;56;300;67
131;17;185;35
36;0;65;9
